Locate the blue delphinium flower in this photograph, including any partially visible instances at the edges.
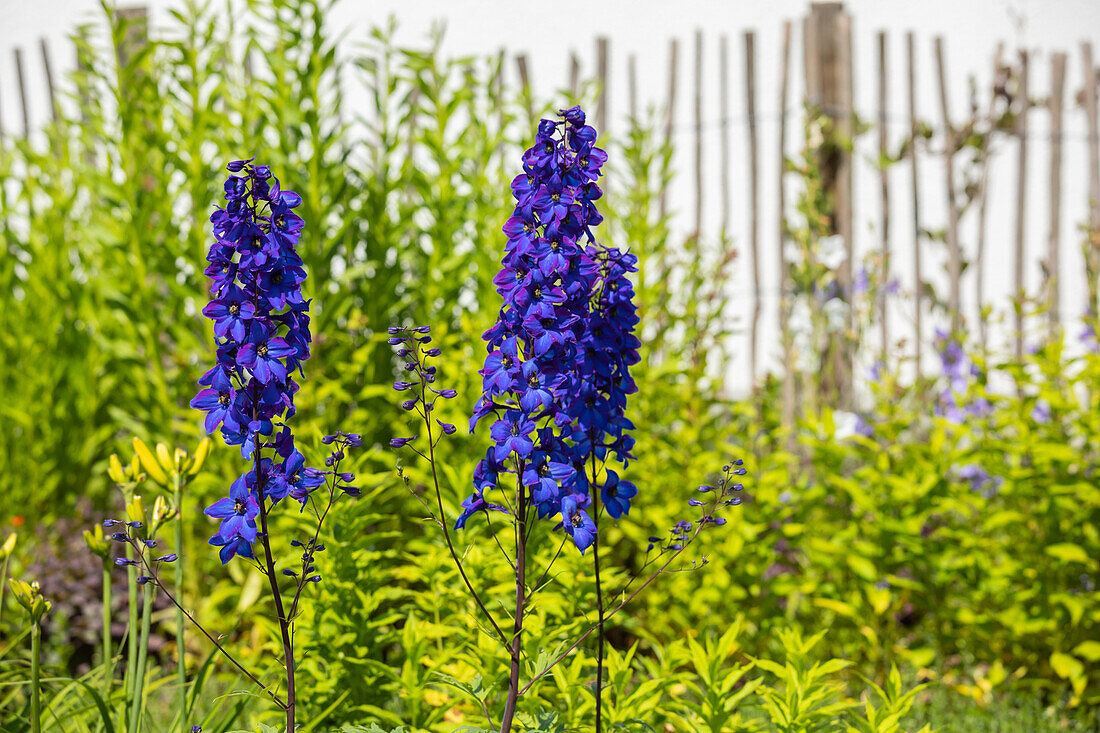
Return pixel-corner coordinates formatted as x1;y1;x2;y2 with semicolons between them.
462;105;630;552
192;160;322;562
933;328;988;424
957;463;1003;499
564;245;640;459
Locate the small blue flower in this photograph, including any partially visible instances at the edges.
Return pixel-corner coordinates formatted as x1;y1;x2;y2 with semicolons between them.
204;473;259;549
559;495;596;553
600;470;637;519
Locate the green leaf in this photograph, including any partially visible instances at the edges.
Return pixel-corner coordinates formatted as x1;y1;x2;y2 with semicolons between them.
1044;543;1093;565
1050;652;1085;681
1072;641;1100;662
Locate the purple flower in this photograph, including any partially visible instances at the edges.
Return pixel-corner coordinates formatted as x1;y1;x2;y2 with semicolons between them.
204;473;259;549
490;411;537;462
202;285;257;341
456;106;632;552
189;368;237;434
600;470;637;519
269;450;325;505
559;495;596;553
957;463;1003;499
454;491;508;530
195;160;312;463
208;533;255;564
237;326;296;384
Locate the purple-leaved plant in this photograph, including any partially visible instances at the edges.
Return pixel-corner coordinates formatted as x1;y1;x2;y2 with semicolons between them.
105;160;361;732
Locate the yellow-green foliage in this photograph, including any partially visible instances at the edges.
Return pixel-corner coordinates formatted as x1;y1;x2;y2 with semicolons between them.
1;1;1098;732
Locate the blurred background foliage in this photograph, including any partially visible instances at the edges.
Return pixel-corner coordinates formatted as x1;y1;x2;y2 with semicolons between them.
1;0;1099;731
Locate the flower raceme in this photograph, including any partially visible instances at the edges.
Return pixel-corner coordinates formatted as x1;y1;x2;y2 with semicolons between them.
455;105;639;553
100;161;363;733
190;159;326;563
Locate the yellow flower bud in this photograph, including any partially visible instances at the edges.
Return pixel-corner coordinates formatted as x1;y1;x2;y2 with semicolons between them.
0;533;15;560
8;578;51;623
133;438;169;486
126;495;147;527
83;526;111;560
156;443;173;473
151;495;173;530
108;454;126;484
190;438;212;476
173;448;187;473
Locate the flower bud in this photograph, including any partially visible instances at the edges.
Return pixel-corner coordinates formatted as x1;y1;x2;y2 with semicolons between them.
108;454;127;484
190;437;212;476
133;438;169;486
0;533;15;560
125;495;147;529
8;579;51;623
83;525;112;561
156;443;173;474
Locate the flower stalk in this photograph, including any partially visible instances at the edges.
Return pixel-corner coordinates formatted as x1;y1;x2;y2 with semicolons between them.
173;474;186;730
500;475;528;733
30;619;41;733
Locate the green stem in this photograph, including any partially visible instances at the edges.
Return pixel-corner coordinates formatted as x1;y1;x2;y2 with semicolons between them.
173;478;186;731
31;620;41;733
252;422;295;731
0;551;11;630
128;580;154;733
102;564;113;701
123;542;138;728
129;519;157;733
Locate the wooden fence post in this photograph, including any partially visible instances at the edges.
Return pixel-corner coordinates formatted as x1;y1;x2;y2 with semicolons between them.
1013;50;1029;361
113;6;149;71
720;35;731;233
627;54;637;123
596;37;609;134
659;38;678;222
693;29;703;237
803;1;854;408
877;30;890;361
40;39;58;123
907;32;923;375
569;52;580;99
975;44;1005;353
14;48;30;137
934;37;962;330
1048;52;1066;331
745;31;760;387
515;54;534;123
779;19;794;439
1082;42;1100;317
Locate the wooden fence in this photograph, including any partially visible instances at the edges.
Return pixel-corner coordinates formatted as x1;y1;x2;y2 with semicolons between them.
3;3;1100;408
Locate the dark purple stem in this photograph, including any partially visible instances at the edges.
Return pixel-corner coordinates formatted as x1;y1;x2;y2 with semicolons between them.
253;420;296;731
500;465;527;733
590;446;605;733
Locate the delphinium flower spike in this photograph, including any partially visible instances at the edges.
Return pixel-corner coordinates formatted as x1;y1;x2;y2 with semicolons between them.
102;160;361;732
561;240;641;733
389;107;745;733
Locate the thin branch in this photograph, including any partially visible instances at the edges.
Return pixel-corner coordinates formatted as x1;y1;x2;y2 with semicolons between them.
517;491;726;697
126;539;285;709
421;375;512;654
